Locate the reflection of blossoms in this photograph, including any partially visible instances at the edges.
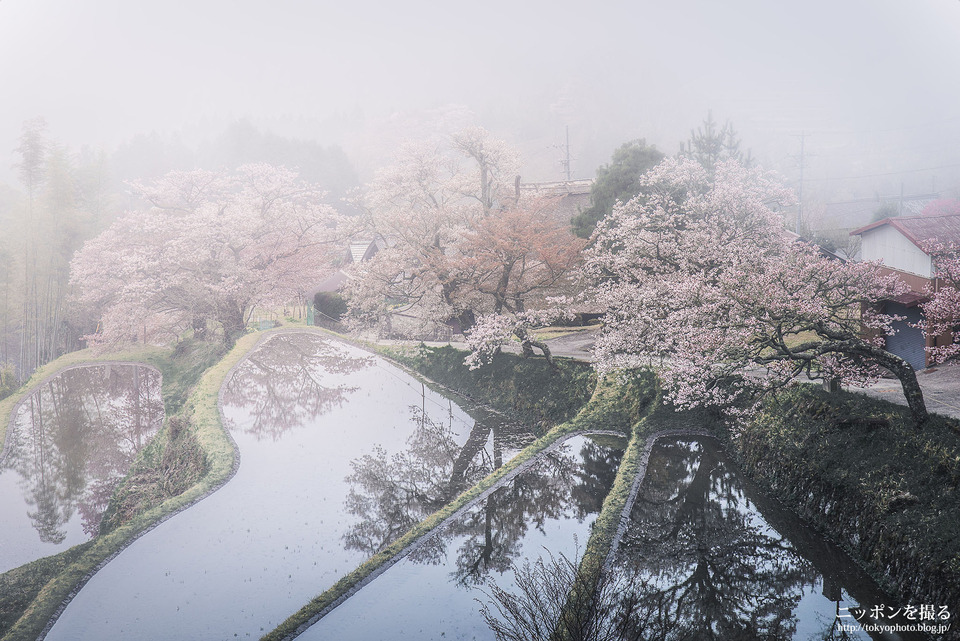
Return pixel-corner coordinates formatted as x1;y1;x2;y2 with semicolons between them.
481;439;820;641
445;444;593;587
342;407;477;558
611;439;816;640
342;405;535;561
5;365;163;543
221;334;373;440
344;425;624;591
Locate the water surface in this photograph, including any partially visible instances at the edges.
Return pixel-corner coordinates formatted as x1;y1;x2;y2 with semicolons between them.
303;434;625;641
46;333;535;640
0;364;162;573
609;437;927;641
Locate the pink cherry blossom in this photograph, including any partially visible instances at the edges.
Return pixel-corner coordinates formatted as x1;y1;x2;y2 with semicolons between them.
586;158;928;425
71;164;344;346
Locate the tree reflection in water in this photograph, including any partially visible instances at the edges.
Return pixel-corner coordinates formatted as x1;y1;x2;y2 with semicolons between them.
482;437;920;641
610;438;818;640
444;445;591;587
3;365;163;545
344;412;626;587
220;333;374;440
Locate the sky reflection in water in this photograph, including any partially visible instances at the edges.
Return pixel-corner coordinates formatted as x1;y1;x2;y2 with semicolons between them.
303;434;625;641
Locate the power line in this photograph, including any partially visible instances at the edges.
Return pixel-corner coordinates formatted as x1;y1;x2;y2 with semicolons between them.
806;138;958;159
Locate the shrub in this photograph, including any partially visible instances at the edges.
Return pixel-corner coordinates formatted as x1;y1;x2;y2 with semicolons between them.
99;416;208;534
314;292;348;321
0;362;18;402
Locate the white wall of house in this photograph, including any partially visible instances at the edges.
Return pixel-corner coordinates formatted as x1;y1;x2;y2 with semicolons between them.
860;225;933;277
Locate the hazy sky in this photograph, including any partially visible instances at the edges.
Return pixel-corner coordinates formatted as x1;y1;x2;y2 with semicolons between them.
2;0;959;194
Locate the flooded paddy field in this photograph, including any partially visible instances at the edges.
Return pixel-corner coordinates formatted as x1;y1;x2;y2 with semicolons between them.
0;364;162;574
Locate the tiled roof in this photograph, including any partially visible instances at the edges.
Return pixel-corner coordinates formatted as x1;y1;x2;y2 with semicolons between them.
309;270;350;296
851;214;960;252
348;239;384;263
519;180;594;223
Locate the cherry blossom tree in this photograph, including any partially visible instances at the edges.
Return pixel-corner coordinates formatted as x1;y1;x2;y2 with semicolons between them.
347;128;584;361
346;138;488;331
917;242;960;365
71;164;342;346
586;157;929;426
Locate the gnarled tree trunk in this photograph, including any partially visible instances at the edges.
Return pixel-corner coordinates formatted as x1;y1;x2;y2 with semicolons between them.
854;343;929;427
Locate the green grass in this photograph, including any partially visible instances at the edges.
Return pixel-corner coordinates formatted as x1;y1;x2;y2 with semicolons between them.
99;417;208;535
563;383;720;638
383;344;596;433
530;325;599;342
0;543;92;636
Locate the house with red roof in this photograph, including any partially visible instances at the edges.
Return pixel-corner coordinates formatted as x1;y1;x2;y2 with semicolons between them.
851;214;960;369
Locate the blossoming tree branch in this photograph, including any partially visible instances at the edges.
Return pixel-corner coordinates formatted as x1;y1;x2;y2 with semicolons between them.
584;158;929;425
346;128;585;365
71;164;344;346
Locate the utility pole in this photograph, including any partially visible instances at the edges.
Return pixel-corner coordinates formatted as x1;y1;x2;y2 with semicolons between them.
556;126;573;181
797;131;805;233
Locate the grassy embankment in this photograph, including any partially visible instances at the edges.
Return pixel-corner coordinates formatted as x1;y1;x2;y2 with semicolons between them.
567;382;960;628
382;344;597;433
559;389;721;637
529;324;600;343
734;384;960;610
388;345;724;638
570;381;960;633
263;347;656;641
0;334;264;641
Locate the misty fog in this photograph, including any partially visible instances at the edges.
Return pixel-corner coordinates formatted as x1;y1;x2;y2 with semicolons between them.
1;0;958;198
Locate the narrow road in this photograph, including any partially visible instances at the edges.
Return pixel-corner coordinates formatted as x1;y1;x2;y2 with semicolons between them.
849;362;960;420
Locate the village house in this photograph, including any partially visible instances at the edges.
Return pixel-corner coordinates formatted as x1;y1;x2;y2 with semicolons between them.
519;178;593;224
306;239;384;322
851;213;960;369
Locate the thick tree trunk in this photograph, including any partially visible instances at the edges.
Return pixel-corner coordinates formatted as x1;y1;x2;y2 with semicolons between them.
457;309;476;333
886;358;929;428
219;306;246;346
859;344;929;427
514;327;556;368
191;317;208;340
